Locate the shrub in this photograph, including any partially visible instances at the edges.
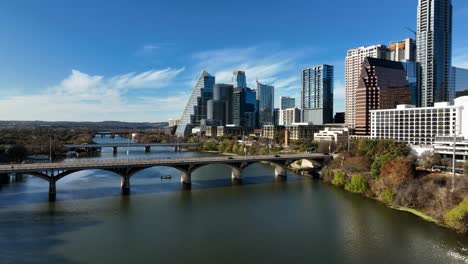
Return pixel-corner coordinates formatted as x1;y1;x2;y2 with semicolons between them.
444;197;468;233
465;162;468;176
331;171;346;187
345;174;368;194
379;157;415;186
381;188;395;205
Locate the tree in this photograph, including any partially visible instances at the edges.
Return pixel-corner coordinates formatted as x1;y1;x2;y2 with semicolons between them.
465;162;468;176
7;144;28;162
379;157;415;187
370;153;394;177
345;174;368;194
318;141;330;153
331;171;346;187
444;197;468;233
418;151;442;169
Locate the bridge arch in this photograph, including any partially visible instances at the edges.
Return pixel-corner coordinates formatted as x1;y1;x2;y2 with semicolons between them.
54;169;124;182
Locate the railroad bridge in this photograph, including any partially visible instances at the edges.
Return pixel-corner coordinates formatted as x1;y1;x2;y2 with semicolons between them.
0;154;329;201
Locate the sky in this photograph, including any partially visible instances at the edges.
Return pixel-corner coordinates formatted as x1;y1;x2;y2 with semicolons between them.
0;0;467;122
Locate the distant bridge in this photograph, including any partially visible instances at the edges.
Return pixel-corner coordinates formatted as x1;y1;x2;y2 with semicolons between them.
0;154;329;201
64;143;200;153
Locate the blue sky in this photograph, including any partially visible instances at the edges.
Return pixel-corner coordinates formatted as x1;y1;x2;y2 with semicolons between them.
0;0;467;122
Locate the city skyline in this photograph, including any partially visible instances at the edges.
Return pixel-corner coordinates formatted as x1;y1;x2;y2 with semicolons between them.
0;0;467;122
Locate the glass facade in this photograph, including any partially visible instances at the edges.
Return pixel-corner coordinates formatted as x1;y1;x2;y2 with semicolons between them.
301;65;334;125
256;81;275;127
233;70;247;88
232;88;257;128
280;96;295;110
417;0;453;106
176;71;215;136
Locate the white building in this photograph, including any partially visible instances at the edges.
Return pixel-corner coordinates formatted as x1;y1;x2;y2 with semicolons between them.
168;118;180;127
314;127;349;144
370;96;468;146
279;108;301;126
345;45;389;128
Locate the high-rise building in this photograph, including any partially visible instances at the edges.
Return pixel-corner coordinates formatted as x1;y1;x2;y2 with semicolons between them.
208;83;234;125
280;96;295;110
233;70;247;88
279;108;301;126
232;88;257;128
176;71;215;136
345;45;389;128
273;108;280;126
301;65;334;125
389;38;416;62
452;67;468;98
168;118;180;127
417;0;453;107
256;81;275;127
355;58;411;136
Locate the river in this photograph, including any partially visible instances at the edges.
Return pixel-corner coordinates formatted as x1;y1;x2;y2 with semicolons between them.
0;136;467;264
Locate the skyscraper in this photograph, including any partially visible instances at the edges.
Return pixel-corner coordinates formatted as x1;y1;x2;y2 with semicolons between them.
345;45;389;128
301;65;334;125
233;70;247;88
176;71;215;136
355;58;411;136
256;81;275;127
232;88;257;128
417;0;453;106
207;83;234;125
280;96;295;110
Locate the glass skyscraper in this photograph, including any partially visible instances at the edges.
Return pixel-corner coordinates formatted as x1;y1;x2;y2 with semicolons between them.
301;65;334;125
233;70;247;88
417;0;453;106
280;96;295;110
232;88;257;128
176;71;215;136
256;81;275;127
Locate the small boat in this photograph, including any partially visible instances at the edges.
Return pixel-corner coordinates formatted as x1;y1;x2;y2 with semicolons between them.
160;175;172;180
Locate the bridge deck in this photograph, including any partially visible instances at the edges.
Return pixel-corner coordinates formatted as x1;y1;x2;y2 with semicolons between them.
64;143;200;148
0;154;327;174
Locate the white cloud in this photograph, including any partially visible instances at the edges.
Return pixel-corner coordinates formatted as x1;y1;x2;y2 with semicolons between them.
0;68;185;122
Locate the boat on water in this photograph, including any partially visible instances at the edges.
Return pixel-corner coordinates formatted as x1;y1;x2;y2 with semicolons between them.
160;175;172;180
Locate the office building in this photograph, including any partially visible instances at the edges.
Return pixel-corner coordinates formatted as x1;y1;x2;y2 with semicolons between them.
279;108;301;126
301;65;334;125
334;112;345;124
233;70;247;88
452;67;468;98
273;108;280;126
206;83;234;125
417;0;453;106
314;127;350;144
389;38;416;62
176;71;215;136
355;58;411;136
262;125;284;140
232;88;257;128
345;45;389;128
285;123;323;141
168;118;180;127
256;81;275;127
280;96;295;110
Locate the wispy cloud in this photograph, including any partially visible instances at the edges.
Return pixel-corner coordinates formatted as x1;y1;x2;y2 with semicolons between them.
0;68;186;122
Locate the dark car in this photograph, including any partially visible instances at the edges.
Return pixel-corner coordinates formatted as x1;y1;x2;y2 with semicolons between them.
227;156;234;160
274;155;281;158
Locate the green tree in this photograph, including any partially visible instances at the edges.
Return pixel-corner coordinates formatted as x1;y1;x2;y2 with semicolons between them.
444;197;468;233
331;171;346;187
7;144;28;162
371;153;394;177
380;188;395;205
345;174;368;194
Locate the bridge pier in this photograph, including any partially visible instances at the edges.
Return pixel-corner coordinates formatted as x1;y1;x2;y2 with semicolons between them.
145;146;151;152
180;171;191;185
15;173;24;182
0;173;10;184
174;145;180;152
231;167;242;182
113;147;118;154
274;165;287;178
49;178;56;201
121;175;131;195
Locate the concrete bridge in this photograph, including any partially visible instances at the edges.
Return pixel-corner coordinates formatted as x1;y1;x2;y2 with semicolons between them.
64;142;200;153
0;154;329;201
